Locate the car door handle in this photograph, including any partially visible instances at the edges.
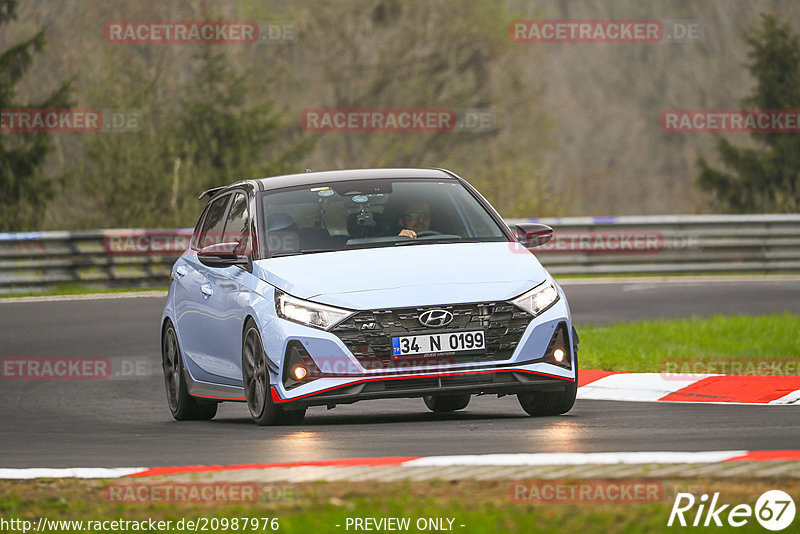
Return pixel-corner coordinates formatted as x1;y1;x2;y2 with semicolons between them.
200;283;213;298
175;266;187;278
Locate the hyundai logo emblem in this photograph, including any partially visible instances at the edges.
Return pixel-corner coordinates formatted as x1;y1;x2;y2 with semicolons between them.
418;309;453;328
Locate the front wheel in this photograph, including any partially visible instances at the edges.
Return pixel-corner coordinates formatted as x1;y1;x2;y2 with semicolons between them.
423;394;470;413
517;382;577;416
162;321;218;421
519;329;579;416
242;320;306;426
280;408;307;425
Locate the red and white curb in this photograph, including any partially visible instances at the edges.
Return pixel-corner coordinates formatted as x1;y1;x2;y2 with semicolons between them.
577;370;800;405
2;450;800;480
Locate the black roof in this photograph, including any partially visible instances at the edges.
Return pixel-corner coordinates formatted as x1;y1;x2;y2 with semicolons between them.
199;168;461;200
253;168;456;192
198;180;260;200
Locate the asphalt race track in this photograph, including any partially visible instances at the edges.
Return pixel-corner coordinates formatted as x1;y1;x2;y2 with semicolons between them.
1;277;798;469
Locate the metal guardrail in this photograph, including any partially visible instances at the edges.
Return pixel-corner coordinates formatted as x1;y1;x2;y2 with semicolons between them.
0;230;186;294
1;215;799;294
508;214;800;275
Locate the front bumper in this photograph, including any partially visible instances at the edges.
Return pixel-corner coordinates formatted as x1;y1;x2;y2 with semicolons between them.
270;367;574;408
265;288;576;406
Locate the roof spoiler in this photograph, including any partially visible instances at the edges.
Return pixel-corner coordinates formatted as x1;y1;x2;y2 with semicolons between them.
198;186;225;200
430;167;459;179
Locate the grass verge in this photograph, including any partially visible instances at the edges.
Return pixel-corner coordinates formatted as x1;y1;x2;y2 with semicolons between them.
0;283;168;299
0;479;797;533
579;313;800;373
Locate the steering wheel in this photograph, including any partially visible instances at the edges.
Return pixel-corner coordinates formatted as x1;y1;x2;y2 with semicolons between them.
415;230;441;238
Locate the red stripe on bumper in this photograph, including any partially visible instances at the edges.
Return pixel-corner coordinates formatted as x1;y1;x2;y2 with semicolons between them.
271;368;575;403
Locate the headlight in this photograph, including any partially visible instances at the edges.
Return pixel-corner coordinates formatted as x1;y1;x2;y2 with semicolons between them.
511;278;560;317
275;290;354;330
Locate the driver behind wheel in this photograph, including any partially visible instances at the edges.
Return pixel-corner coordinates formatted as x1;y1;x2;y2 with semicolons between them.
397;201;432;239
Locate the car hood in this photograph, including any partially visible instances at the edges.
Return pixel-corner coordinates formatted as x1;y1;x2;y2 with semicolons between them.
254;242;548;310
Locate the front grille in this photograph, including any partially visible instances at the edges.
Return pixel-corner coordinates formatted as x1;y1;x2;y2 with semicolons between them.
330;301;532;368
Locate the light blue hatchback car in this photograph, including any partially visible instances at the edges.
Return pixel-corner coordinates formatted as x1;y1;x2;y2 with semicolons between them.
161;168;578;425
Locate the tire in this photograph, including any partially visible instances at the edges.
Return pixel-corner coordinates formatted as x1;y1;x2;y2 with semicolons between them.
423;394;471;413
162;321;218;421
279;408;307;425
242;319;306;426
517;382;576;416
518;337;578;416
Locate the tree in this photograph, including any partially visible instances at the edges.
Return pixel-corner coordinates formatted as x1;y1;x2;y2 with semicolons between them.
174;47;313;210
0;0;70;230
77;46;312;228
293;0;558;216
696;12;800;213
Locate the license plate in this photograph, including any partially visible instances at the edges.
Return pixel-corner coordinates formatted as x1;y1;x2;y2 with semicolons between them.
392;331;485;356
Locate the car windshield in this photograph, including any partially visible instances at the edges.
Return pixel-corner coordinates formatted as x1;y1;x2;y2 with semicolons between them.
260;178;507;256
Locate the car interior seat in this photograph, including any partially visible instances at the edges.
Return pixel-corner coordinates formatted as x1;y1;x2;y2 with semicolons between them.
266;213;300;254
347;211;385;239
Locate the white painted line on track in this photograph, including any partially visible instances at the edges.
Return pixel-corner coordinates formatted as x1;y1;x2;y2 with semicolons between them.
403;451;747;467
402;451;748;467
0;291;168;304
0;467;147;479
5;450;800;480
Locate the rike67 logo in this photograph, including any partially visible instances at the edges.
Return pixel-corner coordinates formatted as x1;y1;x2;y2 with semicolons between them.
668;490;796;531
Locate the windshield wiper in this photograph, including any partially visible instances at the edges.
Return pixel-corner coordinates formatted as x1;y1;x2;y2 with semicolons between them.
393;237;463;247
270;248;341;257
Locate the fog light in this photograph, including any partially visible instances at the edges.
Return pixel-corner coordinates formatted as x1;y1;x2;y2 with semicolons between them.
292;365;307;380
553;348;566;363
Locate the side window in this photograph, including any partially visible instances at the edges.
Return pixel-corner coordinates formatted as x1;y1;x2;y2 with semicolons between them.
190;205;209;251
197;194;230;249
222;193;251;254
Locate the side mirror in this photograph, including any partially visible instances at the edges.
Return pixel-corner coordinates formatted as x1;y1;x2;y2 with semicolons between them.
198;242;252;271
514;223;554;248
